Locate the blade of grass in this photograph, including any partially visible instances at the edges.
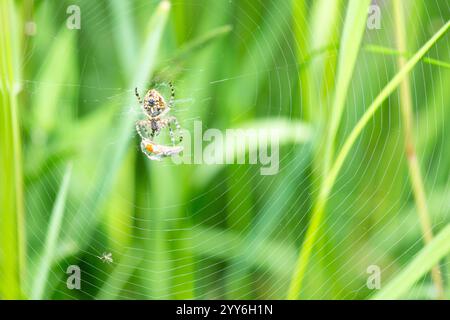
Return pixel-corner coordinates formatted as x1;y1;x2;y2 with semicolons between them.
154;24;232;80
364;44;450;69
227;144;313;298
104;151;135;254
148;163;185;299
392;0;444;299
31;164;72;300
288;18;450;300
372;223;450;300
302;1;343;296
370;188;450;252
0;0;25;299
301;8;343;297
287;42;450;71
322;0;371;176
225;0;292;117
171;0;188;45
307;0;343;123
25;28;77;186
417;69;450;152
165;25;232;64
292;0;310;120
288;0;371;299
31;29;76;141
135;160;172;299
109;0;137;81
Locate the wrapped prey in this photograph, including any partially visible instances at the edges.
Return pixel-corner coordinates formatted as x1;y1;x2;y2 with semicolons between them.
140;138;183;161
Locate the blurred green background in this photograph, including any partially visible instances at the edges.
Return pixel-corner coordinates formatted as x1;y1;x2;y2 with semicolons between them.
0;0;449;299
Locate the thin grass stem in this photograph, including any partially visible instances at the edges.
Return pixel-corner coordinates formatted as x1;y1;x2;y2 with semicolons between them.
392;0;444;299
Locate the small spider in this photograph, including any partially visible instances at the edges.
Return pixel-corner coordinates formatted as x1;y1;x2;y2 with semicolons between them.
97;252;113;264
135;82;183;145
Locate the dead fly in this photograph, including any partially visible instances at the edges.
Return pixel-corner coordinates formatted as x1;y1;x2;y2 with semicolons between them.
140;138;183;161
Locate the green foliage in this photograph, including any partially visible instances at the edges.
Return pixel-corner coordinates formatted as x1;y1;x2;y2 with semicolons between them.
0;0;449;300
31;164;72;299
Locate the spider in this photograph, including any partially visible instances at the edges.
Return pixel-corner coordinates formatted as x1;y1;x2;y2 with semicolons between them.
97;252;113;264
135;82;183;145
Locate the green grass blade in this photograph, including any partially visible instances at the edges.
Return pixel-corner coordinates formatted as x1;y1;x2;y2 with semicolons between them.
134;162;172;299
307;0;343;122
392;0;444;298
364;44;450;69
372;224;450;300
322;0;371;174
31;29;76;140
31;164;72;300
0;0;25;299
225;0;292;116
154;24;232;80
292;0;310;120
417;69;450;151
287;0;371;299
109;0;137;78
167;25;232;64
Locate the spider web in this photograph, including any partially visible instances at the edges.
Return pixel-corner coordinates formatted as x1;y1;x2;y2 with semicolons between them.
19;0;450;300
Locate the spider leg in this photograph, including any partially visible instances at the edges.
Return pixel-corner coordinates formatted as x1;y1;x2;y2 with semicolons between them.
167;81;175;109
150;128;156;140
167;123;175;145
166;116;183;143
154;118;173;144
136;119;152;140
135;87;143;104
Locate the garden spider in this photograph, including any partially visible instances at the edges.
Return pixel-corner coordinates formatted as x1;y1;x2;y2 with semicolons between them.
135;82;183;145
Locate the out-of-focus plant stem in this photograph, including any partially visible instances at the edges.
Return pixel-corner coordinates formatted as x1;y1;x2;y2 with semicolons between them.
0;0;25;299
292;0;310;121
392;0;444;299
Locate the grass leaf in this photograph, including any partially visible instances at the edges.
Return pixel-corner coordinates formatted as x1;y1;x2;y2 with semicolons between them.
373;224;450;300
0;0;25;299
31;164;72;300
288;0;371;299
